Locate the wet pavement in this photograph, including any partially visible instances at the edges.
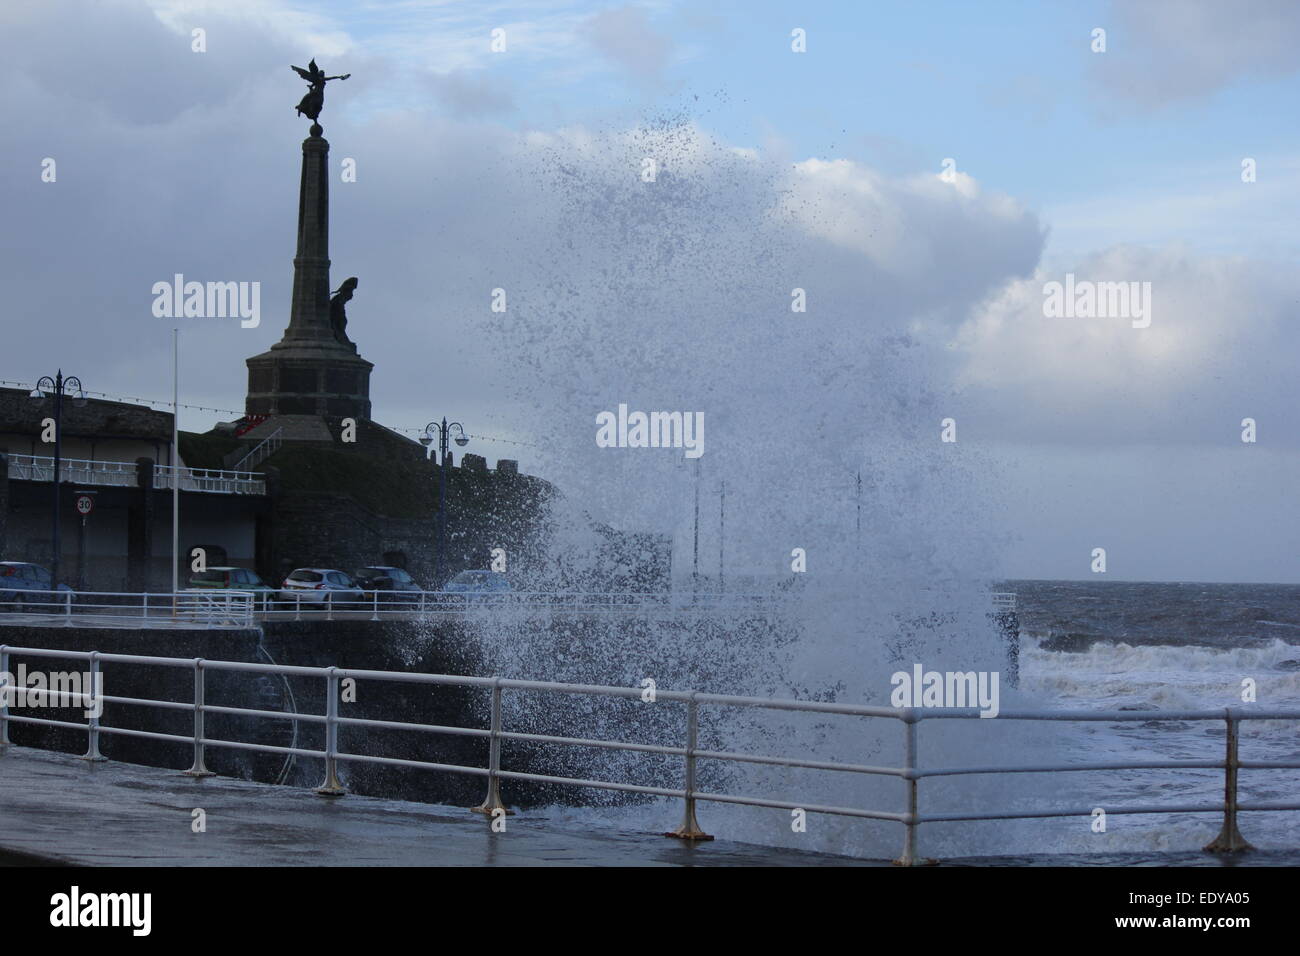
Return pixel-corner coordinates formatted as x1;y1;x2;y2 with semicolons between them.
0;747;878;866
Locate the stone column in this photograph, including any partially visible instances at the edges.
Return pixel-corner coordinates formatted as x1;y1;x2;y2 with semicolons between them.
127;457;155;592
284;127;333;345
0;451;9;558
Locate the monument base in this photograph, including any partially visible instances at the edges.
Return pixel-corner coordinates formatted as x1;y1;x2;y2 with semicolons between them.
246;348;373;421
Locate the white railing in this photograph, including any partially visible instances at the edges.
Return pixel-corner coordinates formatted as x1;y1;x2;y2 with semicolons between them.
229;427;282;472
0;588;769;627
153;463;265;495
991;592;1017;610
0;588;1016;627
0;643;1293;862
5;454;264;495
263;589;785;622
0;590;255;628
7;455;138;487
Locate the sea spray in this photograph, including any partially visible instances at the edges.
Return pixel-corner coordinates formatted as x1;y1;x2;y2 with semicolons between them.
429;118;1058;858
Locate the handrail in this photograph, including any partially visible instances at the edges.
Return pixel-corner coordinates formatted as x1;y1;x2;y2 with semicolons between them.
0;642;1292;862
7;455;138;487
5;454;264;495
229;426;282;472
153;463;265;495
0;590;256;628
0;588;1019;627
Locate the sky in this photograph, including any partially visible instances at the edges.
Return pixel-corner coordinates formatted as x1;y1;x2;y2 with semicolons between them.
2;0;1299;583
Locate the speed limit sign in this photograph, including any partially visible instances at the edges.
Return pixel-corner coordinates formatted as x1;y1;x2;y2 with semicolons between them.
75;494;94;516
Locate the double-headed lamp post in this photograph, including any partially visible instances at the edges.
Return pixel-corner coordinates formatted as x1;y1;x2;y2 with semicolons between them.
30;371;86;589
421;417;468;588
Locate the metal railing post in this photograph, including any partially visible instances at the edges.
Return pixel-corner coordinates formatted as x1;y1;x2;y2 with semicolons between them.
473;678;512;817
64;591;72;622
80;652;106;762
294;593;302;622
0;646;10;747
1205;707;1254;853
894;709;930;865
666;691;712;840
326;591;334;622
183;659;216;776
315;667;345;795
371;590;380;622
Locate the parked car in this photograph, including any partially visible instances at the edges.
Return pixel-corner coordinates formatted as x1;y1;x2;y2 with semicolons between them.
189;567;276;593
279;568;365;607
354;566;421;604
188;567;277;609
442;569;512;603
0;562;76;611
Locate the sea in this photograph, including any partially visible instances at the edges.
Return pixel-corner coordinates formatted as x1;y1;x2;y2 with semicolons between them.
530;579;1300;865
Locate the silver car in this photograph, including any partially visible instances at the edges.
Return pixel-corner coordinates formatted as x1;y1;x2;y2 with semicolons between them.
279;568;365;606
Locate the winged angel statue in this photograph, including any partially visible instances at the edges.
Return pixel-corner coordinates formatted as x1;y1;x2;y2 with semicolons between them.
291;60;350;123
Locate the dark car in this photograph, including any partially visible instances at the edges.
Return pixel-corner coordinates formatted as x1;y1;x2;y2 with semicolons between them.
0;562;75;611
354;566;421;604
443;569;512;604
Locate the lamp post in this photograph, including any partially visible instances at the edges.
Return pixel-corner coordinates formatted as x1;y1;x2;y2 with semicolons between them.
718;479;726;594
30;370;85;590
422;417;468;588
692;457;700;598
856;469;862;560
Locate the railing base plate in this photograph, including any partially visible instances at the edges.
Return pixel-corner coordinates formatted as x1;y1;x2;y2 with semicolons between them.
1204;828;1254;853
664;828;714;841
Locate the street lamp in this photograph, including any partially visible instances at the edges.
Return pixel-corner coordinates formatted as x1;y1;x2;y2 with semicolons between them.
718;479;726;594
421;417;468;588
29;370;86;589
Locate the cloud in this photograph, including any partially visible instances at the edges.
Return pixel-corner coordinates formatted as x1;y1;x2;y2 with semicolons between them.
582;5;673;83
953;244;1300;446
426;69;515;117
1093;0;1300;107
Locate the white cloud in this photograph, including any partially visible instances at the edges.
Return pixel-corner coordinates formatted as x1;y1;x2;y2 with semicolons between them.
953;244;1300;445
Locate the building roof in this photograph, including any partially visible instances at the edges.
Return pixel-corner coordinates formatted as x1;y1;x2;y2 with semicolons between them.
0;387;173;443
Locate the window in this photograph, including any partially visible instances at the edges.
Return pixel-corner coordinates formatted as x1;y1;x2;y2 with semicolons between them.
289;570;322;583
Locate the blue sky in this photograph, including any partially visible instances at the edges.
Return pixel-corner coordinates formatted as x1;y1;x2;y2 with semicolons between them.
248;0;1300;262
